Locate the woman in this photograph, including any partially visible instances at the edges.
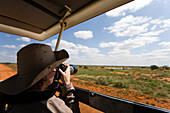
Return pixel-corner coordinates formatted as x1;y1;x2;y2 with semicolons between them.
0;43;80;113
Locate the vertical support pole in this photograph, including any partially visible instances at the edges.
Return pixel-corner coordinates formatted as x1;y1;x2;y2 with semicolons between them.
54;5;71;51
55;22;65;51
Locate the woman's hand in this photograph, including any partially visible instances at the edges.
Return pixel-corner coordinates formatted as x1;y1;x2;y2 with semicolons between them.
59;63;71;86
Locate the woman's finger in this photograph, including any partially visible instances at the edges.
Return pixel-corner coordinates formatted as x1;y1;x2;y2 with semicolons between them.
59;69;65;75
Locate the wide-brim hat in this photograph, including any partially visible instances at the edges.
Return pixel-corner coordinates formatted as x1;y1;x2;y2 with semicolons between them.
0;43;69;95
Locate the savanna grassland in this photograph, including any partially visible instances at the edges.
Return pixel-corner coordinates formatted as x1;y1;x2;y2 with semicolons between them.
1;63;170;110
72;65;170;110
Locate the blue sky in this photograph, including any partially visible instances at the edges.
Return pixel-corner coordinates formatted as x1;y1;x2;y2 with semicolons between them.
0;0;170;66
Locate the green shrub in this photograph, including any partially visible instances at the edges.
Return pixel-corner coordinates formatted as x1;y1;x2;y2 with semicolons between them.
109;69;114;71
142;88;153;95
156;92;168;98
157;73;169;78
162;65;169;70
146;101;149;104
147;80;160;88
3;62;11;64
150;65;159;70
146;96;151;99
112;81;129;89
151;103;155;106
96;77;108;86
84;66;88;69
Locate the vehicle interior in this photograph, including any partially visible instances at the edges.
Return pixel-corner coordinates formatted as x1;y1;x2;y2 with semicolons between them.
0;0;169;113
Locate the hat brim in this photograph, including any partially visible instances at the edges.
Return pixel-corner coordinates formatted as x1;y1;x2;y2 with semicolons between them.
0;49;69;95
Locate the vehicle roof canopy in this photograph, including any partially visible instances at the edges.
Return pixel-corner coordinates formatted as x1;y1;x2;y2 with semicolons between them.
0;0;132;41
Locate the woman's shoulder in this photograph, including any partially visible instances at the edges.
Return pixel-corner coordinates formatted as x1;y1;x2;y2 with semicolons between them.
46;95;65;106
46;95;73;113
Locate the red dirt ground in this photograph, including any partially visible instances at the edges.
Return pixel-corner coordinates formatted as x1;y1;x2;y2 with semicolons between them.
0;64;16;80
0;64;169;111
72;80;170;110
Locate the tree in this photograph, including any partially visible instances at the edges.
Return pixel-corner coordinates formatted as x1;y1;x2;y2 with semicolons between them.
150;65;159;70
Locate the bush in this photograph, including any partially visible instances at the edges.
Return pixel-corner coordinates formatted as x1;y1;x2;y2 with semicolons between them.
79;66;82;68
96;77;115;85
142;88;153;95
113;81;129;89
156;92;168;98
3;62;11;64
162;65;169;70
84;66;88;69
150;65;159;70
96;77;109;86
151;103;155;106
146;101;149;104
100;66;104;69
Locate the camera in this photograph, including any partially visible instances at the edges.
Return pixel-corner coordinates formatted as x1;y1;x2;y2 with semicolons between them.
54;64;78;80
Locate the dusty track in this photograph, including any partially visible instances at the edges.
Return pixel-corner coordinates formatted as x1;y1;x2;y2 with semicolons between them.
0;64;16;81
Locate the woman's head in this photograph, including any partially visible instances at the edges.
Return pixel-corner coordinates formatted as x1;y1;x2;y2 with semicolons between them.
0;43;69;95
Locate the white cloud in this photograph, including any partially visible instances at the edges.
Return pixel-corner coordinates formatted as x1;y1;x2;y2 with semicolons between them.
101;15;170;66
16;37;31;42
48;39;104;58
59;40;78;55
114;15;151;27
104;15;151;37
105;15;170;38
1;45;17;49
140;30;165;37
106;0;153;17
98;37;159;65
161;19;170;28
116;23;149;37
150;18;162;25
101;37;158;50
159;42;170;48
97;36;170;66
74;31;93;39
150;25;157;31
46;39;57;47
76;44;104;57
98;36;159;65
1;38;170;66
0;51;8;57
60;40;77;49
117;37;159;50
137;49;170;64
67;48;170;66
150;18;170;28
99;42;118;48
163;0;168;4
0;51;16;63
47;39;77;49
108;49;130;57
18;44;26;48
103;47;170;66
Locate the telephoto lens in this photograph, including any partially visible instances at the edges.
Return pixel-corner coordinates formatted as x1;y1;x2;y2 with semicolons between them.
54;64;78;80
69;64;78;75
